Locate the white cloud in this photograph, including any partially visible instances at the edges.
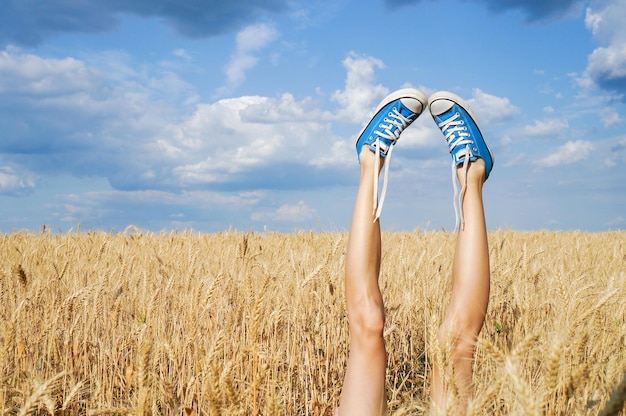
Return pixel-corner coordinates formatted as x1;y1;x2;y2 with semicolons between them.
0;47;373;196
469;88;519;125
523;118;569;136
601;106;622;127
164;94;344;185
537;140;594;167
331;52;388;123
310;140;353;168
585;44;626;81
581;1;626;92
251;200;316;222
398;122;441;150
0;166;37;196
224;23;279;87
172;48;191;61
584;1;626;43
238;93;331;123
0;47;101;95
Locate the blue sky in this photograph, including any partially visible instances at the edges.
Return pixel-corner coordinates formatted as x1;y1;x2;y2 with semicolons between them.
0;0;625;232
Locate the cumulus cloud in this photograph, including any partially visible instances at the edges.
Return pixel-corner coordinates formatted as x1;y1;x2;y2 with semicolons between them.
536;140;594;167
584;1;626;43
523;118;569;137
0;0;290;46
601;106;622;127
1;45;526;202
0;48;111;154
0;46;374;197
163;93;349;188
172;49;192;61
224;23;279;87
0;48;101;96
0;166;37;196
581;0;626;98
469;88;519;125
331;52;389;123
0;47;188;184
251;200;317;222
584;44;626;88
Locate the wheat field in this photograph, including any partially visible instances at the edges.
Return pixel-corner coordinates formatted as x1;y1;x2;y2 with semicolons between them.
1;228;625;415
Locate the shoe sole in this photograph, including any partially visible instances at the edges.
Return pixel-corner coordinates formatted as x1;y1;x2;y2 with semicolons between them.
372;87;428;116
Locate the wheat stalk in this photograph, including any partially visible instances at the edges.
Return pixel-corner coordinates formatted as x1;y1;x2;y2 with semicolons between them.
504;356;539;416
1;230;624;414
17;371;66;416
86;408;135;415
541;335;564;415
136;335;153;416
62;380;87;411
12;264;27;287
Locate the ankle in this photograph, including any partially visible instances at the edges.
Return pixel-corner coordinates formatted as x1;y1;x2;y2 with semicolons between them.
359;147;385;173
456;159;486;185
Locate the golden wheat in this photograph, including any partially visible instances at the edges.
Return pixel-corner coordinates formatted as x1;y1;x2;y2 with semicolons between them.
0;229;624;415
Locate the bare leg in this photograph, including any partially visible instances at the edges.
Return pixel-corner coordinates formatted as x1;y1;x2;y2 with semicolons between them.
431;160;490;414
337;148;388;416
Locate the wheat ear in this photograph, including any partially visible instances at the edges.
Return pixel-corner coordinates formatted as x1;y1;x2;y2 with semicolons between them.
18;372;66;416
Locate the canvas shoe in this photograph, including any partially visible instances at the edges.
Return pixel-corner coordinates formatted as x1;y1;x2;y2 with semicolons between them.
428;91;494;230
356;87;427;221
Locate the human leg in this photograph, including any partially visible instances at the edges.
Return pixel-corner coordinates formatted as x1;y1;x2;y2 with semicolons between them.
428;91;493;413
338;88;427;416
339;149;388;415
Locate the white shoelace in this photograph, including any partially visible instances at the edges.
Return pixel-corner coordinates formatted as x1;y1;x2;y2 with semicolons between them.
372;107;415;222
437;112;472;231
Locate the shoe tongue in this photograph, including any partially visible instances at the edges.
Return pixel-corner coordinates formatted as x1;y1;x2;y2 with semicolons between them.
453;146;474;165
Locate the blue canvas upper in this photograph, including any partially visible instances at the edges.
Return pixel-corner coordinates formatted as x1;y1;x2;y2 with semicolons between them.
431;103;494;180
353;88;427;222
355;99;420;160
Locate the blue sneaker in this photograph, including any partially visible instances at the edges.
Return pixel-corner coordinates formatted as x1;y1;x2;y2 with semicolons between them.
355;88;427;221
428;91;493;178
356;88;428;160
428;91;494;230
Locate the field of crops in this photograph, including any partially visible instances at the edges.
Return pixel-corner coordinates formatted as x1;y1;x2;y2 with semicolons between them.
1;229;625;415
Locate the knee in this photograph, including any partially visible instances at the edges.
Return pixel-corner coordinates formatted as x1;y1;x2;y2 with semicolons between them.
348;297;386;340
437;315;479;355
